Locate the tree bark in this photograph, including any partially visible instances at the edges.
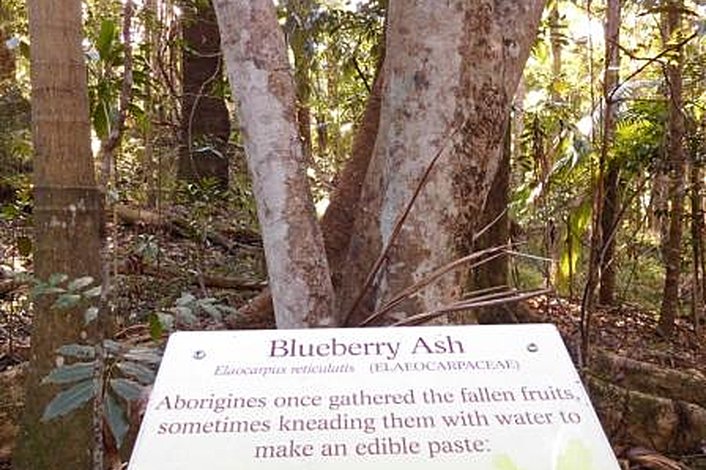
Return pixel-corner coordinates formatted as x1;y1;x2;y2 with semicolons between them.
658;0;686;337
213;0;335;328
178;0;230;187
14;1;104;468
339;0;546;326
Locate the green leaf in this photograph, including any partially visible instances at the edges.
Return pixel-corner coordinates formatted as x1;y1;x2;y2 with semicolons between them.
85;306;99;325
52;293;82;310
200;302;222;321
57;344;96;360
556;440;592;470
174;306;197;325
176;292;196;306
110;378;145;401
32;286;66;298
42;361;96;385
96;19;117;61
123;347;162;365
67;276;94;292
48;273;69;286
148;312;166;340
42;379;96;421
493;454;522;470
104;340;123;355
83;285;103;298
105;393;129;450
117;361;156;385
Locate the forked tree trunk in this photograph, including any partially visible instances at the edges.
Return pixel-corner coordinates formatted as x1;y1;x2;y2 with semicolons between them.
658;0;686;337
14;1;104;468
338;0;546;325
213;0;335;328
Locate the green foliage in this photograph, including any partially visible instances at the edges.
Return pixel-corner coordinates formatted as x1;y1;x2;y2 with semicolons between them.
31;274;104;322
35;274;162;451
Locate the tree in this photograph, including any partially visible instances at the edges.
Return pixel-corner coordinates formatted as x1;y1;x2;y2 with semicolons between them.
13;1;104;468
658;0;686;337
177;0;231;187
598;0;622;305
338;1;546;325
215;0;545;327
213;0;336;328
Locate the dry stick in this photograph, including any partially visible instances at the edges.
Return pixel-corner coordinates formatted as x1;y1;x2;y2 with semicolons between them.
392;288;551;327
461;284;510;299
343;123;462;326
358;247;506;327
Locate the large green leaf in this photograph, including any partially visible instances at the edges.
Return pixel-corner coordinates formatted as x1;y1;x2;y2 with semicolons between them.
52;293;82;310
57;344;96;360
42;379;96;421
556;440;593;470
67;276;94;292
42;361;96;385
96;19;117;61
493;454;523;470
105;393;129;450
110;378;145;402
123;347;162;365
117;361;156;385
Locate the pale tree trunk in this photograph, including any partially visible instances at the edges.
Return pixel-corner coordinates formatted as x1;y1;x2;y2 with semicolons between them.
658;0;685;337
14;0;104;468
598;0;622;305
339;0;546;326
213;0;335;328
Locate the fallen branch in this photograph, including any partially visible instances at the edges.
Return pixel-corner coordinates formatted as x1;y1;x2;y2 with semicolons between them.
114;204;261;252
117;262;266;292
586;374;706;455
590;348;706;409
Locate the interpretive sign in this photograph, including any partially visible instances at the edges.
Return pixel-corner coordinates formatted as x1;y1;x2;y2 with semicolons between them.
128;324;620;470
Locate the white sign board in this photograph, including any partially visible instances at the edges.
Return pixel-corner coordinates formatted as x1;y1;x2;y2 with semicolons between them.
128;324;620;470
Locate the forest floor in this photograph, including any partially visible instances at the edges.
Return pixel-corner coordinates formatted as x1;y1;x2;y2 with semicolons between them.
1;207;705;469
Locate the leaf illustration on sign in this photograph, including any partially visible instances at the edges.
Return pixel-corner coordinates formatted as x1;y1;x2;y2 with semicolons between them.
493;454;523;470
555;439;593;470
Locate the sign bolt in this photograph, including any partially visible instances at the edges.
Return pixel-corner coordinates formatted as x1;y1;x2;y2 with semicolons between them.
193;350;206;360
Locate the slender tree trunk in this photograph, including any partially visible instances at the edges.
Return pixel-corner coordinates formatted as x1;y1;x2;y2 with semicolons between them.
178;0;230;187
690;158;704;335
213;0;335;328
658;0;686;337
598;0;622;305
286;0;315;163
14;1;104;468
339;0;546;326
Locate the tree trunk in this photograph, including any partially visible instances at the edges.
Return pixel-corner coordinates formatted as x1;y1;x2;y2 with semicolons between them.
658;0;686;337
339;0;546;326
689;146;704;335
178;0;230;187
14;1;104;468
285;0;315;164
213;0;335;328
598;0;622;306
473;117;513;324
